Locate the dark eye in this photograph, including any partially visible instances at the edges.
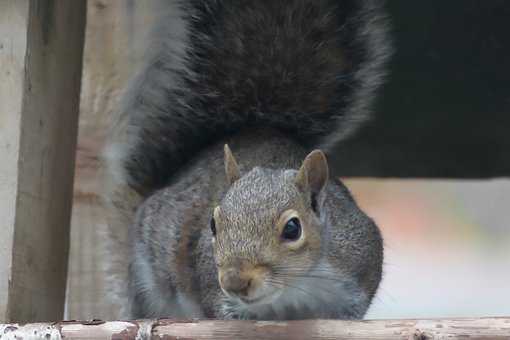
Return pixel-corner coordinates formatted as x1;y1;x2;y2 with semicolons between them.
281;217;301;241
210;217;217;236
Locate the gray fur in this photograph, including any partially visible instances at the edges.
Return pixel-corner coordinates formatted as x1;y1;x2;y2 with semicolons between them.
107;0;392;195
127;130;382;319
102;0;391;319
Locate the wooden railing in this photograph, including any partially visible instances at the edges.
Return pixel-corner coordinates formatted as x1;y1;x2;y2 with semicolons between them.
1;317;509;339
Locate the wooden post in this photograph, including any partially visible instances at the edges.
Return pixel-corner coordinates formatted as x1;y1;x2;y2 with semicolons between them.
0;0;86;322
1;318;510;339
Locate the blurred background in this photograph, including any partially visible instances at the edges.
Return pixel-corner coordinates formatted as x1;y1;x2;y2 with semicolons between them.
67;1;510;320
350;179;510;318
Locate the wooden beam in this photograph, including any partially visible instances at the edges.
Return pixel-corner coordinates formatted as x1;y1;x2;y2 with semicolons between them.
0;0;86;322
1;318;510;339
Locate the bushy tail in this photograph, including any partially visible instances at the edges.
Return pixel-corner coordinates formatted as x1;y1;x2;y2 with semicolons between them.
101;0;392;317
105;0;392;196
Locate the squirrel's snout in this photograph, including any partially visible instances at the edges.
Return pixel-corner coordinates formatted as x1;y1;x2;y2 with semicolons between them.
220;270;252;297
218;264;268;300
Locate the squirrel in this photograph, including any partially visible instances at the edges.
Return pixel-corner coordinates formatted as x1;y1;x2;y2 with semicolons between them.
101;0;392;320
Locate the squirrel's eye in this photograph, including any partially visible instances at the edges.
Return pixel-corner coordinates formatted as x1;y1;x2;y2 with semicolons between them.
281;217;301;241
210;217;217;237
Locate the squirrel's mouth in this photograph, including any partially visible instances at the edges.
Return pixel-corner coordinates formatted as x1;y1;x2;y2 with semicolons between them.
220;274;282;306
239;295;267;305
221;287;271;306
236;288;282;306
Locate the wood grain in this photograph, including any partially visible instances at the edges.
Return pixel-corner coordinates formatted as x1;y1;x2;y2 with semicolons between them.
0;0;86;323
1;318;509;339
66;0;161;321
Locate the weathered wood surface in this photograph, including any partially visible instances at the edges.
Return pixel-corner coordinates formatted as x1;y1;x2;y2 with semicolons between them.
67;0;160;321
1;318;510;339
0;0;86;323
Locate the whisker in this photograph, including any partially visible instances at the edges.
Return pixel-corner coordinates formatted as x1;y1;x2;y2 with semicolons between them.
273;273;348;285
267;277;340;299
272;266;340;275
265;279;322;301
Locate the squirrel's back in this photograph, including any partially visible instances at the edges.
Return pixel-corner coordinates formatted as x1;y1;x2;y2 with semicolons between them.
105;0;392;196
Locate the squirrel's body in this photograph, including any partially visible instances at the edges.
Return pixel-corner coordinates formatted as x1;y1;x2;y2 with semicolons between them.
128;129;382;319
103;0;391;320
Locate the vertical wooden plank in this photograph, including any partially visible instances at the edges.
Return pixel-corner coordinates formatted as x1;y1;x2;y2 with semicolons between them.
0;0;86;323
0;0;29;324
66;0;161;320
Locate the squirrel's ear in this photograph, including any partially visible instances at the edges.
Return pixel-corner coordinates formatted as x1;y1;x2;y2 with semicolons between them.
224;144;241;185
295;150;329;207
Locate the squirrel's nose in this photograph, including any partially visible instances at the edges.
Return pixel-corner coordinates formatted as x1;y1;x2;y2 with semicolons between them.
220;270;252;297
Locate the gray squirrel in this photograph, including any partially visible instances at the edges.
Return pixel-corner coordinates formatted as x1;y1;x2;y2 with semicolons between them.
102;0;392;320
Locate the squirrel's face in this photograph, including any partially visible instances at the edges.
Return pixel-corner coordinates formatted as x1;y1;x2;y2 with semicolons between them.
211;146;329;305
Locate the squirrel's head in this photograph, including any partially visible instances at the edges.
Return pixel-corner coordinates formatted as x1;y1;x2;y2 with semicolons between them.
211;145;329;305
